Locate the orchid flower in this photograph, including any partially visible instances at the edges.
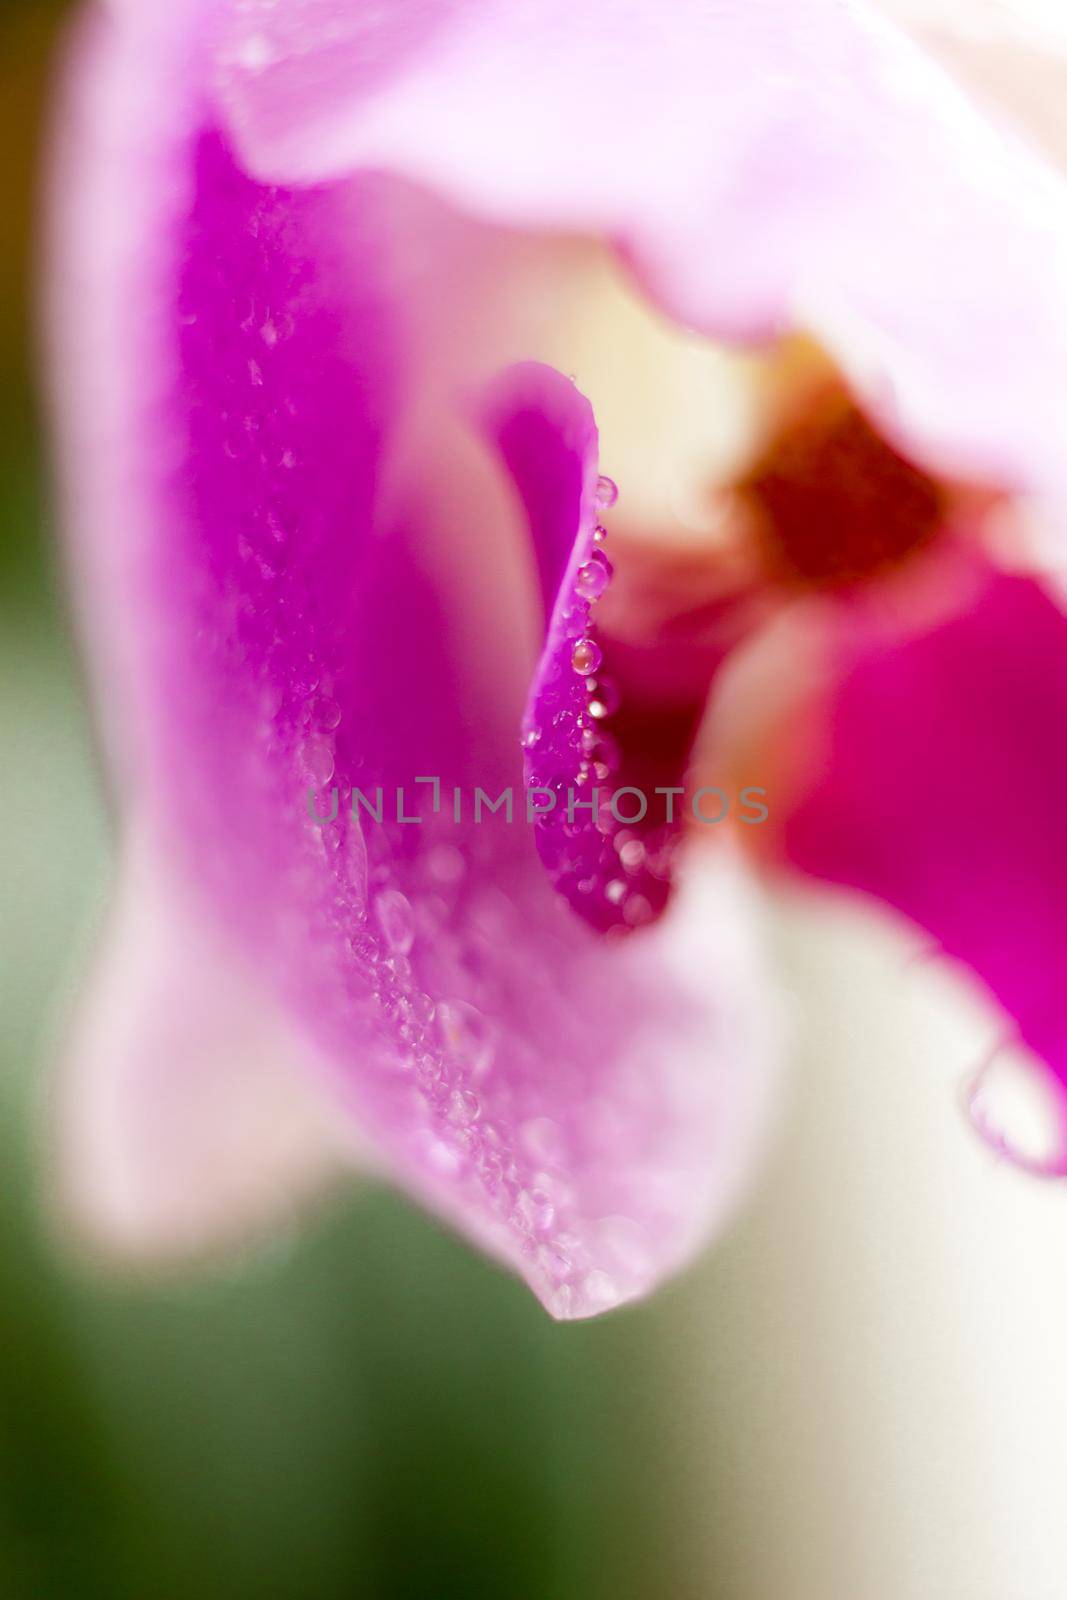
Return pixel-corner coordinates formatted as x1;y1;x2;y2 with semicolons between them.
46;0;1067;1318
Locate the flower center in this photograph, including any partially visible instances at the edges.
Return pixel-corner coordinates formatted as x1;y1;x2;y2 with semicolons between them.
735;382;947;589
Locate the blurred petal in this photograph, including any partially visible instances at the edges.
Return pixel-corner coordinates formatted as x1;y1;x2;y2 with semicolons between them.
780;565;1067;1148
882;0;1067;171
215;0;1067;496
48;5;781;1314
54;832;353;1262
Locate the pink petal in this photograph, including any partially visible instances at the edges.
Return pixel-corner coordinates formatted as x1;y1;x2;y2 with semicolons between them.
48;6;780;1314
214;0;1067;498
780;562;1067;1156
481;361;717;932
54;831;355;1262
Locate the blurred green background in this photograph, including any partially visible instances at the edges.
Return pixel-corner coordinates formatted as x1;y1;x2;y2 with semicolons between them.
0;8;782;1597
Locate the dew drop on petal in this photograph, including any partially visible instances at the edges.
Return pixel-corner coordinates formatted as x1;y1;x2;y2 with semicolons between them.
342;826;369;903
437;999;495;1077
586;676;621;718
595;474;619;510
410;991;436;1026
382;953;413;986
576;555;612;601
618;837;646;872
291;658;320;698
572;639;603;676
311;694;342;730
301;741;335;785
527;1190;556;1233
375;887;415;955
623;893;653;927
448;1089;481;1126
587;730;620;769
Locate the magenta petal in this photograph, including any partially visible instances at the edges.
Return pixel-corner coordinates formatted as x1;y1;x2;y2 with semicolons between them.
481;362;598;623
49;8;780;1313
782;568;1067;1139
481;362;683;932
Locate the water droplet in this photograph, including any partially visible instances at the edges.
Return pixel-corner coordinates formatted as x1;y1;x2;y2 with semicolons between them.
437;1000;495;1076
605;879;627;906
585;730;620;769
301;741;335;785
587;676;621;719
595;806;620;836
383;953;413;986
479;1150;506;1192
291;658;320;697
310;694;342;730
514;1188;556;1233
623;893;653;927
592;524;609;546
576;554;612;601
595;475;619;510
375;888;415;954
571;638;603;676
523;727;542;750
448;1089;481;1126
346;930;378;969
618;837;646;872
410;991;436;1026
